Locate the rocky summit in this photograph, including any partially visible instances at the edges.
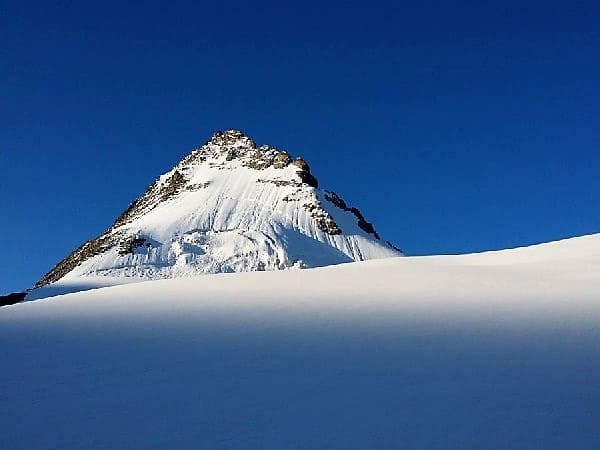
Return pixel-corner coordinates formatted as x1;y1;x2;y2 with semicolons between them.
31;130;402;298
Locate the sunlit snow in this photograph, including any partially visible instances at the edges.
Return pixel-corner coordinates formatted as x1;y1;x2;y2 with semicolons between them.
2;234;600;448
30;131;400;299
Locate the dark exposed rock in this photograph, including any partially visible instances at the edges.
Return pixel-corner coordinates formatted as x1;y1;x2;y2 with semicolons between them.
113;199;140;229
185;182;211;191
296;170;319;188
114;171;185;230
314;217;342;234
183;130;258;165
386;241;403;252
243;158;272;170
0;292;27;307
180;130;313;179
293;157;319;188
302;202;342;235
359;220;379;239
349;207;380;239
273;151;292;168
35;231;124;287
112;179;164;229
257;178;302;187
325;191;380;240
159;170;186;201
209;130;256;150
242;147;275;170
177;131;304;175
293;157;310;171
324;191;348;210
118;236;149;256
179;149;206;167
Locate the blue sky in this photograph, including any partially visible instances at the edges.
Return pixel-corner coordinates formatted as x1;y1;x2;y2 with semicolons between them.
1;1;599;292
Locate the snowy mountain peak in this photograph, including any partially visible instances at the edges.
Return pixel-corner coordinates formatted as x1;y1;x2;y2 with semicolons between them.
206;129;257;151
32;130;402;297
179;129;315;185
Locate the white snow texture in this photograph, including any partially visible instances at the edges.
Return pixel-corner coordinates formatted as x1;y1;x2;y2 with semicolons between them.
30;130;399;299
2;234;600;449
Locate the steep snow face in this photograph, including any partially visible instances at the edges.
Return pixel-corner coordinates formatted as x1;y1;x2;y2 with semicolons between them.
33;130;400;295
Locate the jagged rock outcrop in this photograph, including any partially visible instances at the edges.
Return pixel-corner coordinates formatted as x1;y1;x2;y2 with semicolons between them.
386;241;403;252
273;151;292;169
0;292;27;307
293;157;318;188
324;191;381;239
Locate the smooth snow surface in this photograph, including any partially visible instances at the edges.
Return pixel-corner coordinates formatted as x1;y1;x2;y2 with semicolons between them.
2;234;600;449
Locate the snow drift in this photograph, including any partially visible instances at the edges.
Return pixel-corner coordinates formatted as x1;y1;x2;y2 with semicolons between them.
2;234;600;448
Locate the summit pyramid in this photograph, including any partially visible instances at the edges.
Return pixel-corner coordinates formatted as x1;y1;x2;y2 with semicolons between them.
31;130;402;298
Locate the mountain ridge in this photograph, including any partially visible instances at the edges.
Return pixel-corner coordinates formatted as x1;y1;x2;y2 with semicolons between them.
34;130;401;293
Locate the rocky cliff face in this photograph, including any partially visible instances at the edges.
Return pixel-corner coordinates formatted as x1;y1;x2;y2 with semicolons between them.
34;130;402;292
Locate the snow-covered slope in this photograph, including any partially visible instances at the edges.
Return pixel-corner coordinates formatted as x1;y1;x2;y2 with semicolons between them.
2;234;600;448
30;130;400;299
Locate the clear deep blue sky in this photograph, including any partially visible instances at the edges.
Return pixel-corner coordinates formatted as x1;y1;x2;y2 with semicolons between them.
1;1;599;292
